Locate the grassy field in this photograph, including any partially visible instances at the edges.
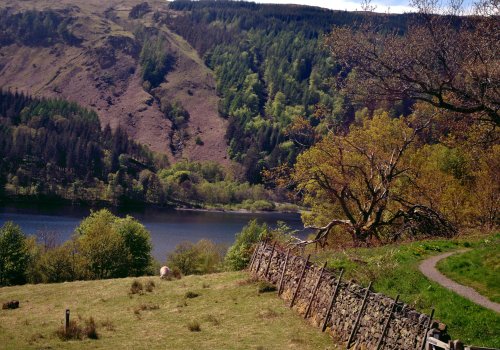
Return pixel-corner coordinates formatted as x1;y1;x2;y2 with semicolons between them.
310;233;500;347
437;236;500;303
0;272;335;350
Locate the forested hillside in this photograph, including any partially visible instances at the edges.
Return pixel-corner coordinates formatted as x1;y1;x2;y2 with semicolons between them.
163;1;414;182
0;90;276;208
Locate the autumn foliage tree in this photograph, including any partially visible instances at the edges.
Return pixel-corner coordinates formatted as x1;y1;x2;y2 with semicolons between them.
291;112;456;247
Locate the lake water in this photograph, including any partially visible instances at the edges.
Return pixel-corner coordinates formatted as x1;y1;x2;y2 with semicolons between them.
0;204;309;261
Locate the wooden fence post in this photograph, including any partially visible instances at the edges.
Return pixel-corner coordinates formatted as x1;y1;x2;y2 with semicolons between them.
65;309;70;332
304;261;327;319
419;308;435;350
322;269;344;332
248;241;260;271
375;294;400;350
264;242;277;279
278;249;290;295
290;255;310;308
346;281;373;349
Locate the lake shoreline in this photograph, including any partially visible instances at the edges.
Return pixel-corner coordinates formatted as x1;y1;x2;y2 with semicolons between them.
0;195;301;215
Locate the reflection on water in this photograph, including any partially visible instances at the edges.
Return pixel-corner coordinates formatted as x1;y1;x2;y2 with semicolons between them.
0;203;309;261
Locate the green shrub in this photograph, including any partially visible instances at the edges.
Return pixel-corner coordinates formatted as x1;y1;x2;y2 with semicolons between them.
167;239;225;275
38;242;79;283
224;219;267;271
0;222;30;286
76;209;153;279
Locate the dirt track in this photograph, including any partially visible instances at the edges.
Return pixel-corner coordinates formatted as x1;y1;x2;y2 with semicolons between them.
419;250;500;313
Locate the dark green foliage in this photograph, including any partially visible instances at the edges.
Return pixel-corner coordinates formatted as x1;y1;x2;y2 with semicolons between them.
161;100;190;128
37;242;80;283
115;216;153;276
0;222;29;286
0;9;81;46
139;34;175;89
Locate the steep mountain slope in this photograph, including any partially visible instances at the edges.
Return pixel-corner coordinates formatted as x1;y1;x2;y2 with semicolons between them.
0;0;227;165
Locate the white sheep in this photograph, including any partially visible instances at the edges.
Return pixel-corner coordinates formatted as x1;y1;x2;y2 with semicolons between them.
160;265;171;279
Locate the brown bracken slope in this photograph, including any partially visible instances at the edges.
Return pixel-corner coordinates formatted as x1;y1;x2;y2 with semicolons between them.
0;0;229;165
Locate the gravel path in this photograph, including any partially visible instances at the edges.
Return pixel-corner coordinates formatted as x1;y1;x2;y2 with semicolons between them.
419;250;500;313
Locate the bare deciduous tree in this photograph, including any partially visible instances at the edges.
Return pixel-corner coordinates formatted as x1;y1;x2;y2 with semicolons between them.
326;0;499;125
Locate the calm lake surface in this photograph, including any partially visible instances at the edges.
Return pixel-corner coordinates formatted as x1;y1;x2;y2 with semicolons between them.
0;204;309;261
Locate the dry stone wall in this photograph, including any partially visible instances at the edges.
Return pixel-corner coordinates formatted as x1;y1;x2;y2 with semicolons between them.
249;240;434;349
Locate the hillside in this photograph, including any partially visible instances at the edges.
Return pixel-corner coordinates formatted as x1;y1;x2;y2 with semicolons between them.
0;272;334;349
0;0;227;165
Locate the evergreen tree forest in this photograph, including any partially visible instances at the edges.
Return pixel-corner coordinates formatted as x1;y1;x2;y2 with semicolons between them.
0;90;162;205
0;8;81;46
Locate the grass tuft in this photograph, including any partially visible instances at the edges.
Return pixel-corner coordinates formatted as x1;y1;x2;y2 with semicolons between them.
258;281;277;294
84;317;99;339
56;320;83;340
145;280;156;293
129;280;143;295
204;314;220;326
187;320;201;332
185;291;199;299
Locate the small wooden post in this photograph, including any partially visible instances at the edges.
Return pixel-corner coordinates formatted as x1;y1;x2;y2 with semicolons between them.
419;308;435;350
264;242;277;279
65;309;70;332
290;254;310;308
248;241;260;271
375;294;400;350
249;241;261;272
346;281;372;349
322;269;344;332
304;261;328;319
278;249;290;295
